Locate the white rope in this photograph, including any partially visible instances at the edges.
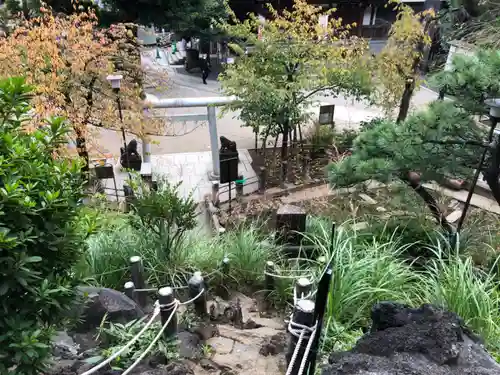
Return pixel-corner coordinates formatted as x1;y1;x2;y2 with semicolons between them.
297;325;318;375
80;303;161;375
286;315;317;375
179;288;205;305
121;289;205;375
122;301;179;375
285;328;307;375
82;288;206;375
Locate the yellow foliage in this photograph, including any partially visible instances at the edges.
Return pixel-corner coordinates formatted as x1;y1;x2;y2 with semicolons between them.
374;3;433;116
0;8;165;156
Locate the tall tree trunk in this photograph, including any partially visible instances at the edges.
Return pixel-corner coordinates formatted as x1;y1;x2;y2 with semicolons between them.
254;126;259;151
75;128;90;173
281;119;290;161
483;139;500;206
405;172;454;233
396;78;416;123
396;15;434;123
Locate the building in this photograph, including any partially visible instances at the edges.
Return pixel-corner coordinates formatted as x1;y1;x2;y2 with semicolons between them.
229;0;443;40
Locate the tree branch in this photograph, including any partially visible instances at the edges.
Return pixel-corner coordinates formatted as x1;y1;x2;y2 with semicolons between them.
404;172;455;234
422;139;489;148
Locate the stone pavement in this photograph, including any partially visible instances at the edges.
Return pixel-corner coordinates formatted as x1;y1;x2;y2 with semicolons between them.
100;149;258;203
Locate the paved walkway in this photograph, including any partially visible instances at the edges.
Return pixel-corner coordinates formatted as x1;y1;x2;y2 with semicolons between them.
100;149;258;203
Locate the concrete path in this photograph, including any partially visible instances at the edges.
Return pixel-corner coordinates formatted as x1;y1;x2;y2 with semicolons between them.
100;149;258;203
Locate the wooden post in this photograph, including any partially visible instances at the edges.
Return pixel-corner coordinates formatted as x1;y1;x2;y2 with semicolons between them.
124;281;135;300
221;257;230;299
286;299;315;375
258;166;267;194
130;256;147;307
188;272;207;317
307;268;333;375
158;287;177;338
123;184;134;213
265;261;275;299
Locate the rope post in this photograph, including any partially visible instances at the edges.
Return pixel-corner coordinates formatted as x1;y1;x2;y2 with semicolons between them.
258;166;267;194
124;281;135;300
286;299;315;375
211;181;220;207
123;184;134;213
221;257;230;299
158;287;178;338
235;174;244;203
188;271;207;317
265;261;275;299
295;277;313;301
130;256;147;307
222;256;230;276
307;268;333;375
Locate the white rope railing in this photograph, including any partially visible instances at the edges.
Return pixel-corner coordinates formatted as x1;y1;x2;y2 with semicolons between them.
286;317;318;375
297;325;318;375
81;304;161;375
82;288;206;375
122;301;179;375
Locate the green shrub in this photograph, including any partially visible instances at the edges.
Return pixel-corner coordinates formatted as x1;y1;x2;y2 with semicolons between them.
129;178;198;260
332;128;359;153
307;223;424;330
423;244;500;345
306;123;336;154
0;77;85;374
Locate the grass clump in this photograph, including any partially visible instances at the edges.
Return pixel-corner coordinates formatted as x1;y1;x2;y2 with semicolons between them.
423;243;500;345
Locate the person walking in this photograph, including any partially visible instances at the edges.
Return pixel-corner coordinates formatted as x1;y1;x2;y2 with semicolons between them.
200;55;211;85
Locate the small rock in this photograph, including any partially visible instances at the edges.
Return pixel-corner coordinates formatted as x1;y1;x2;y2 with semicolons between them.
52;331;79;360
352;222;368;231
177;331;202;359
143;361;194;375
199;358;220;371
259;333;287;356
74;286;144;332
206;337;235;355
376;206;387;212
243;318;263;330
194;323;219;340
446;209;463;224
443;178;465;191
359;193;377;205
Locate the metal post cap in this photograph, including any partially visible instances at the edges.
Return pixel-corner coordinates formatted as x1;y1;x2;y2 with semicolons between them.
297;277;312;287
296;299;315;314
158;287;174;297
130;256;141;263
189;272;204;285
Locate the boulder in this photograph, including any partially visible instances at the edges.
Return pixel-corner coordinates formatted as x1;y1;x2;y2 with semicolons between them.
75;286;144;332
322;302;500;375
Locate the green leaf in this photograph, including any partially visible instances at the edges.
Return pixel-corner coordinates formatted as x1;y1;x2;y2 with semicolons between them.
24;256;42;263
